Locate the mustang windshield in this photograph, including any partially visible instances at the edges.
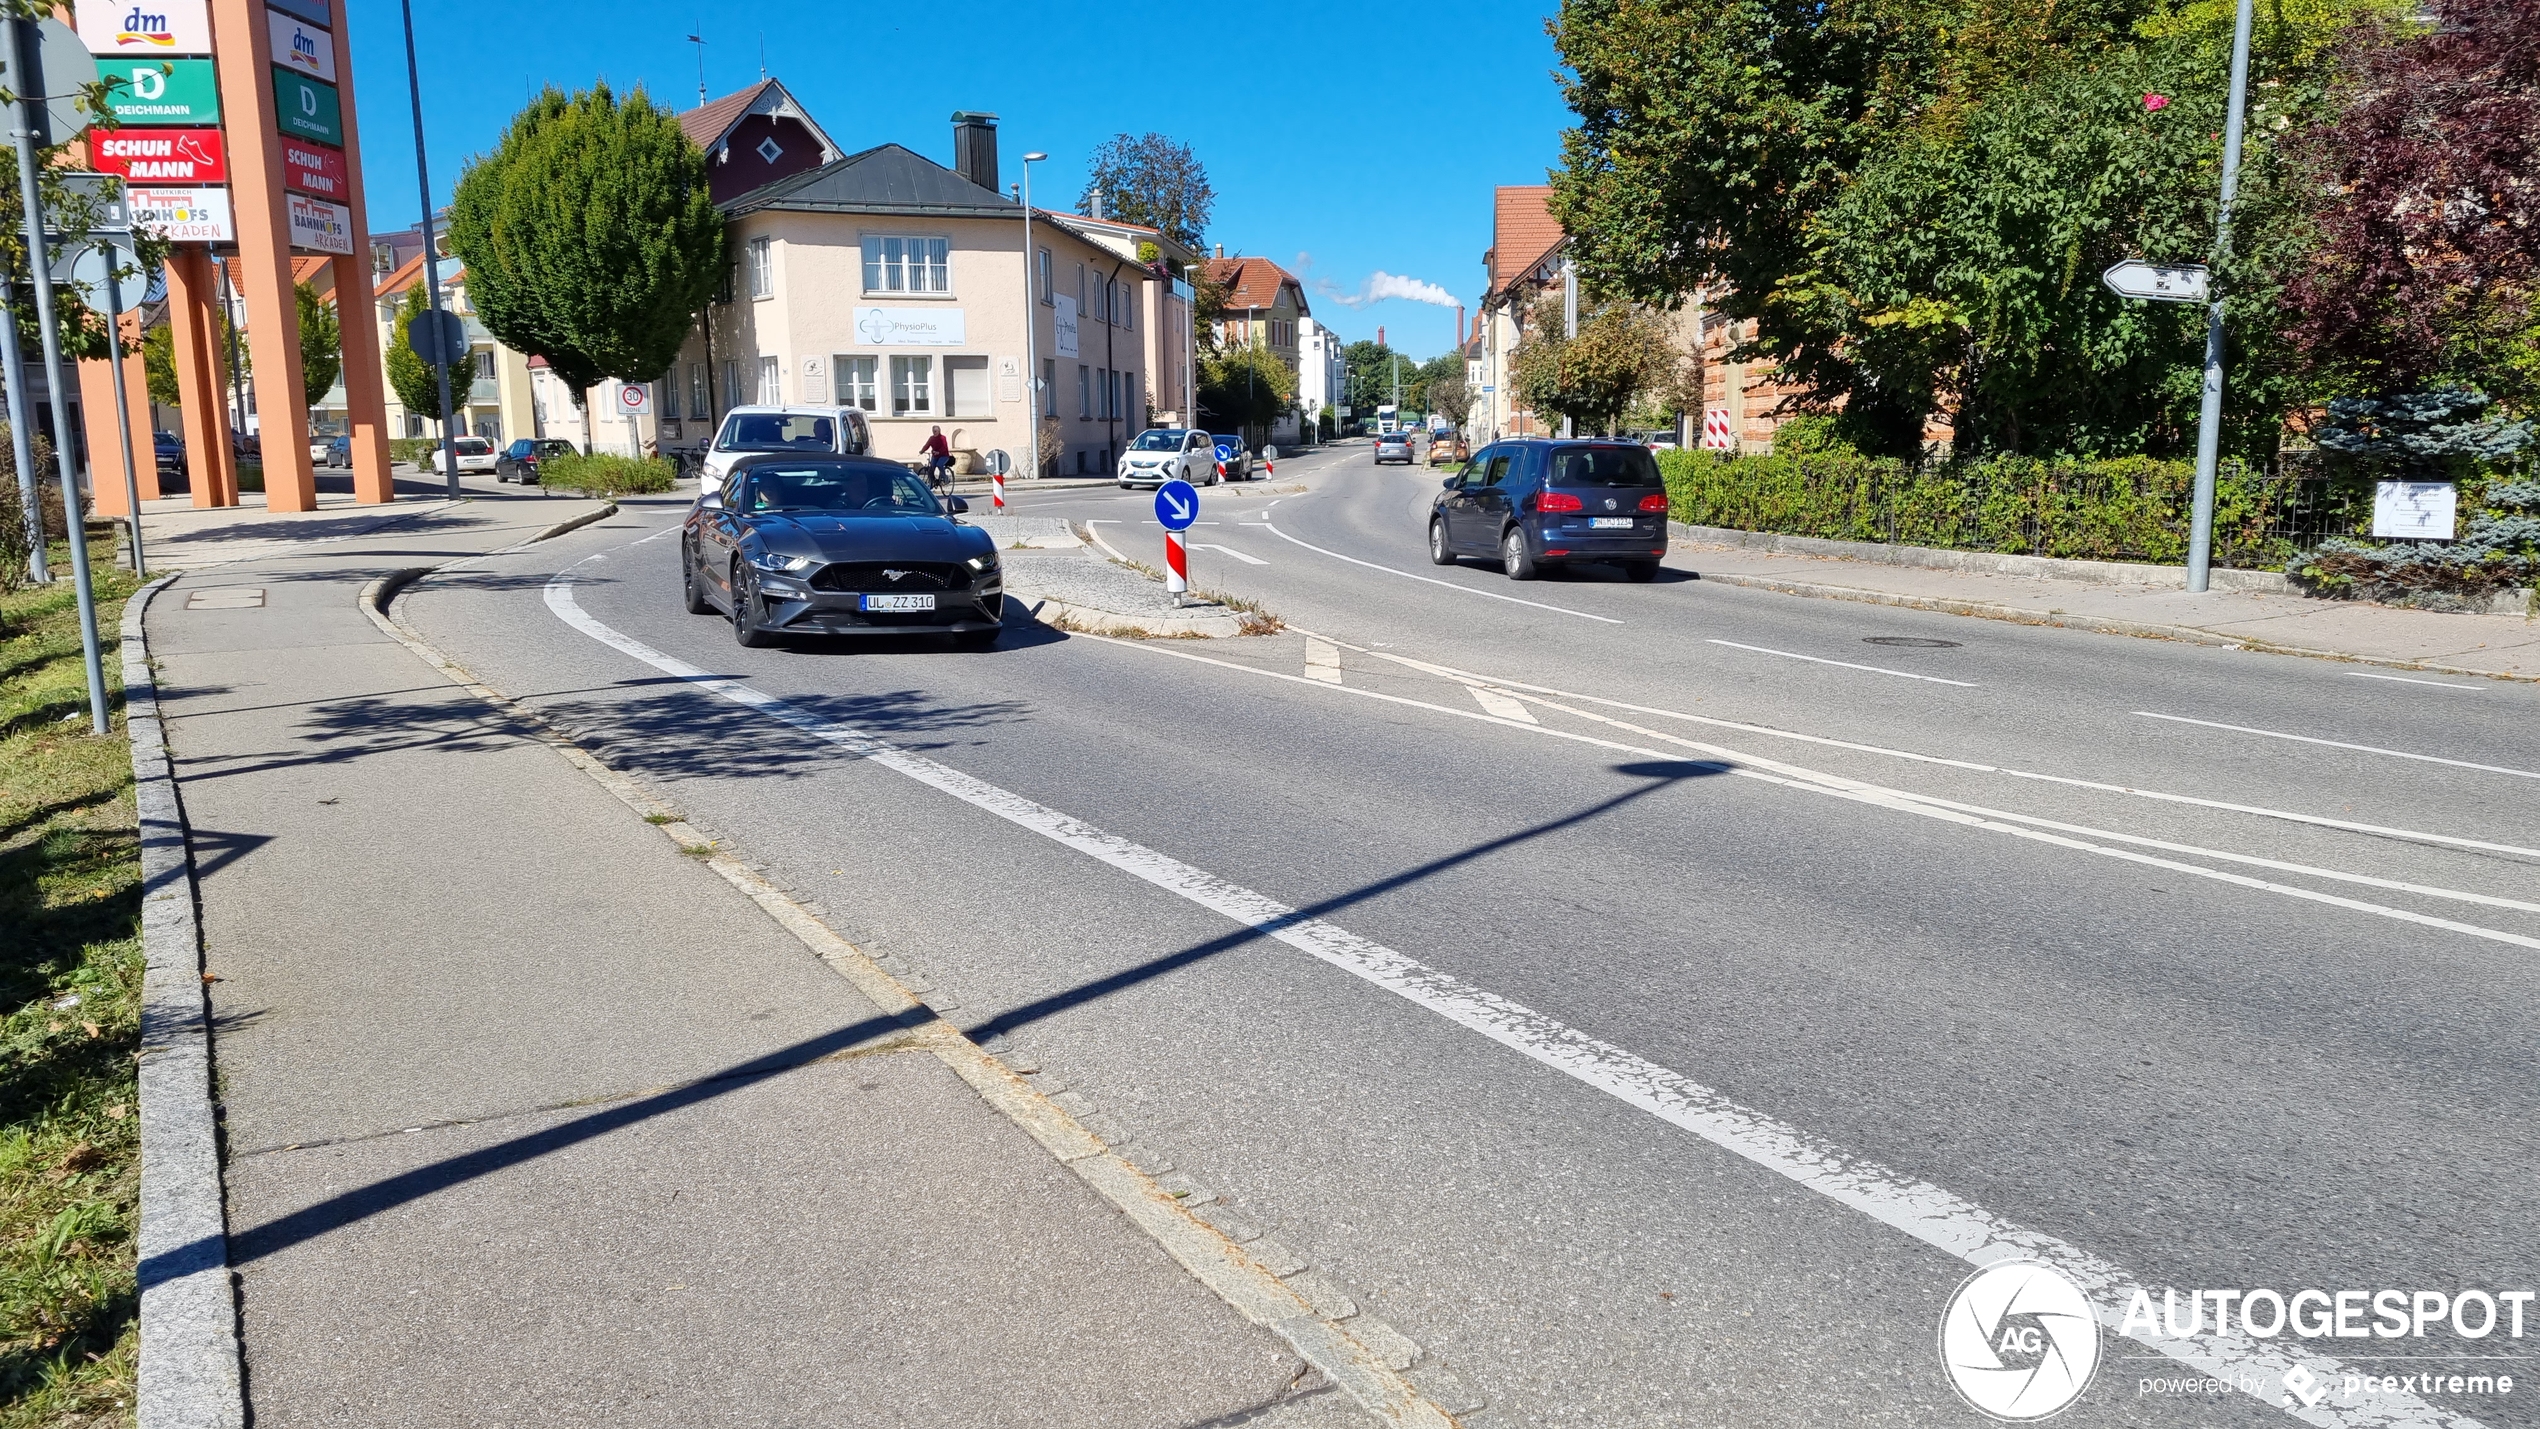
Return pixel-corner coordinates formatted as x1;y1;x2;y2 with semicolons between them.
1130;429;1189;451
743;464;942;516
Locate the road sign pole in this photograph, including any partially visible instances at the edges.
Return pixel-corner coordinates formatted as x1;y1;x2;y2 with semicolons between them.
0;262;43;584
402;0;460;500
103;256;145;577
1165;528;1187;604
9;22;106;733
2186;0;2257;595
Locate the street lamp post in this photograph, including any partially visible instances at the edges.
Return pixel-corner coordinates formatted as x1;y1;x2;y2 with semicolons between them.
402;0;461;499
1019;152;1047;481
2185;0;2257;594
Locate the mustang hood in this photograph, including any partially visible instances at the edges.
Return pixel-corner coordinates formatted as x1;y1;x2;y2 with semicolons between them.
751;514;993;562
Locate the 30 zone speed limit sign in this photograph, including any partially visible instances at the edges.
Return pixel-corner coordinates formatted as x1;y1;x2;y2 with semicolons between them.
616;384;651;415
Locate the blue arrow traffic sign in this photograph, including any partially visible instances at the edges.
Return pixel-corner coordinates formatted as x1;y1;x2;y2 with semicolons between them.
1154;478;1199;532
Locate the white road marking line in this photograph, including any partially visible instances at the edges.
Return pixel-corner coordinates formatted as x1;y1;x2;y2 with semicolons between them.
1346;645;2540;862
1471;687;1536;723
1708;639;1980;687
2346;672;2486;691
1256;522;1625;624
1303;637;1344;684
1195;543;1269;565
1080;520;1133;565
2137;711;2540;780
539;571;2462;1429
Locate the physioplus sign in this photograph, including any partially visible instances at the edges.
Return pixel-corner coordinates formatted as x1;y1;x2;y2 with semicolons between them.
853;307;966;346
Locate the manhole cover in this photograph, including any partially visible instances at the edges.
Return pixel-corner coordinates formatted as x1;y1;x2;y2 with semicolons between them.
1862;636;1958;648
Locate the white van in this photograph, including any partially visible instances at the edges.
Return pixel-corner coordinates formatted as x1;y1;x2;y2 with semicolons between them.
699;406;875;488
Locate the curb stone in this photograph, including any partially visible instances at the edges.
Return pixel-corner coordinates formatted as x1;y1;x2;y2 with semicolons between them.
126;574;248;1429
360;555;1464;1429
1670;521;2294;592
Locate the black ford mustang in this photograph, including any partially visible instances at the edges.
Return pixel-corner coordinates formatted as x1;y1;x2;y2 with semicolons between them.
682;454;1004;649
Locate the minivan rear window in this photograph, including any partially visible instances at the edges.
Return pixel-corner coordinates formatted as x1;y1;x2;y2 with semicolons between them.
717;413;836;454
1547;446;1660;487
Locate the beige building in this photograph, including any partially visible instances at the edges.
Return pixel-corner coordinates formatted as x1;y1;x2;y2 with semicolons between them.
1203;252;1309;445
671;112;1174;478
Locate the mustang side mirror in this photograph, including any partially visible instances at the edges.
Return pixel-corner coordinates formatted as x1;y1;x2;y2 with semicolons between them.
947;495;970;514
1442;476;1460;489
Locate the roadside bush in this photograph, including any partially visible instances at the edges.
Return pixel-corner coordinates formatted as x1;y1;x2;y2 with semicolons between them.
2295;479;2540;609
539;452;674;498
0;428;71;595
1657;447;2319;569
386;438;438;465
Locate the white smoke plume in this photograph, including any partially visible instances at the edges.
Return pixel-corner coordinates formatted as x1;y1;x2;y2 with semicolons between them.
1318;270;1461;309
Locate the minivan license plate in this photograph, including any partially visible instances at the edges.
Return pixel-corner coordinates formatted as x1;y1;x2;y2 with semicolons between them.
1590;516;1634;529
860;593;935;612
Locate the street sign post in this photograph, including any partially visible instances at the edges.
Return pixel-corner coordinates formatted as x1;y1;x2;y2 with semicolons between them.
52;239;152;575
405;307;465;365
616;383;650;458
2100;260;2208;304
18;16;95;146
1154;478;1197;604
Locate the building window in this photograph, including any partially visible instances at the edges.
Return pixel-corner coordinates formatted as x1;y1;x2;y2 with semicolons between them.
715;264;734;305
748;237;773;299
861;236;949;294
836;355;878;410
1077;364;1090;420
756;136;784;163
473;349;495;379
690;363;710;418
756;357;780;404
1036;248;1053;305
890;355;933;415
1041;358;1055;406
661;371;680;419
724;360;742;409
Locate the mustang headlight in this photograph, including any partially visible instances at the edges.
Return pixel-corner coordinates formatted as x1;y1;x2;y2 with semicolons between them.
965;552;999;572
753;552;815;574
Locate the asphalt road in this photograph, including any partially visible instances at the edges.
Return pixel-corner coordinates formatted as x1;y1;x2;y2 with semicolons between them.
399;442;2540;1429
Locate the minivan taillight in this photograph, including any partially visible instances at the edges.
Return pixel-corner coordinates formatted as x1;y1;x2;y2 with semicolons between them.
1639;492;1670;512
1535;491;1584;513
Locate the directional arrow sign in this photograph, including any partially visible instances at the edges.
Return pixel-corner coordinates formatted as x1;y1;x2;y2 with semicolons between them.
2102;260;2209;304
1153;478;1199;532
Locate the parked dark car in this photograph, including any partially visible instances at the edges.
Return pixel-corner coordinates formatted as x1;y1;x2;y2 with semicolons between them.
1373;431;1417;465
496;438;578;485
153;431;186;484
1209;435;1251;480
1429;439;1670;582
681;454;1003;649
322;435;352;468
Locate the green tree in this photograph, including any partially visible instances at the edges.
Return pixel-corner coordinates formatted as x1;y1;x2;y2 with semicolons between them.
1198;344;1294;437
385;283;445;425
447;83;724;422
141;309;247;408
1080;133;1215;252
1407;353;1465;417
1509;292;1696;435
296;282;341;406
1342;340;1404;414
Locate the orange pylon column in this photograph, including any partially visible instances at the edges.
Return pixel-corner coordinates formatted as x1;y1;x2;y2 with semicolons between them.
164;249;239;508
209;0;316;512
324;16;391;503
76;312;156;517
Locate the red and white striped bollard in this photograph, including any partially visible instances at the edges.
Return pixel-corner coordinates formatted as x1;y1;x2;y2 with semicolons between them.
1164;528;1188;605
992;466;1006;514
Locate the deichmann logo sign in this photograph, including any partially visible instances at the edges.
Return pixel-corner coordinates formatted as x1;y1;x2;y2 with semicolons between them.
853;306;967;346
270;66;341;147
127;186;231;242
99;56;219;124
266;8;334;83
280;139;348;200
286;195;351;256
73;0;211;55
1940;1263;2103;1421
91;127;225;183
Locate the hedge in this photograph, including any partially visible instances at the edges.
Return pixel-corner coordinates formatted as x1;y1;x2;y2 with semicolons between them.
1656;448;2353;570
538;452;675;498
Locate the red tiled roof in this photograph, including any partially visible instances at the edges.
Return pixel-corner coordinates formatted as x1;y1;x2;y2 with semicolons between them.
1205;255;1304;315
1489;186;1563;296
680;80;776;151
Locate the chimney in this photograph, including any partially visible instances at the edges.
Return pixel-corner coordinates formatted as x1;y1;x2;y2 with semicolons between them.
950;111;999;193
1456;305;1466;350
1090;190;1105;221
1377;325;1386;348
1213;243;1224;260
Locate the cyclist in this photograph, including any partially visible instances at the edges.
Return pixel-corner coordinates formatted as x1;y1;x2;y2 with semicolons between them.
918;426;954;493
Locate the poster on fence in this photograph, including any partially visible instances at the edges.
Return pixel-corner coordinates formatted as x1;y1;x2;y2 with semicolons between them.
2371;481;2457;540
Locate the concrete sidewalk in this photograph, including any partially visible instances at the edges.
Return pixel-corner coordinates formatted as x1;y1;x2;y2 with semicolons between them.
1677;534;2540;680
142;501;1362;1427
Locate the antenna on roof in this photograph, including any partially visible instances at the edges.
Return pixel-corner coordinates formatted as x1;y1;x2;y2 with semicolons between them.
758;32;766;81
685;30;706;107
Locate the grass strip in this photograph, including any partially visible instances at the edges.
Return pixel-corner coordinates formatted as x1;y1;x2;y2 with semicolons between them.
0;537;143;1428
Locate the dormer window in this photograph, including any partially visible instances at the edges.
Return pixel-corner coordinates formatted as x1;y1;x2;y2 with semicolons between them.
757;136;784;164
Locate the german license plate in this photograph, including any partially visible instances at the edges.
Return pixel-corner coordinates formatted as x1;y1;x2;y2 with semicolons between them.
1590;516;1634;529
860;593;935;612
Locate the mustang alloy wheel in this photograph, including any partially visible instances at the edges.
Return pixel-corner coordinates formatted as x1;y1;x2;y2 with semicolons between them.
683;541;713;614
730;563;776;648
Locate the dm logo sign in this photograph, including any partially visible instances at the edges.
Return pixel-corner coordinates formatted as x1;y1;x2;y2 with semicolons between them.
1939;1262;2102;1421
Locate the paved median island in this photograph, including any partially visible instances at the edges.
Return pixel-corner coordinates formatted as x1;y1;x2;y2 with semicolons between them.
977;515;1280;639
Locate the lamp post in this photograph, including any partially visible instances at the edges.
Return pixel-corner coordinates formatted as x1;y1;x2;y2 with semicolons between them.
2183;0;2256;593
402;0;460;499
1019;151;1047;481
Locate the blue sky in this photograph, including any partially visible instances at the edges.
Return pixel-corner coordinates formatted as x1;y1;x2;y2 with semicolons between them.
346;0;1574;363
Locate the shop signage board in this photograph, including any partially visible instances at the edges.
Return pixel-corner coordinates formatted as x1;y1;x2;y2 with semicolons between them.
270;65;341;147
264;0;329;26
99;56;218;124
90;127;226;183
286;194;352;254
853;306;968;346
266;7;334;82
128;185;231;241
280;138;348;200
74;0;212;56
